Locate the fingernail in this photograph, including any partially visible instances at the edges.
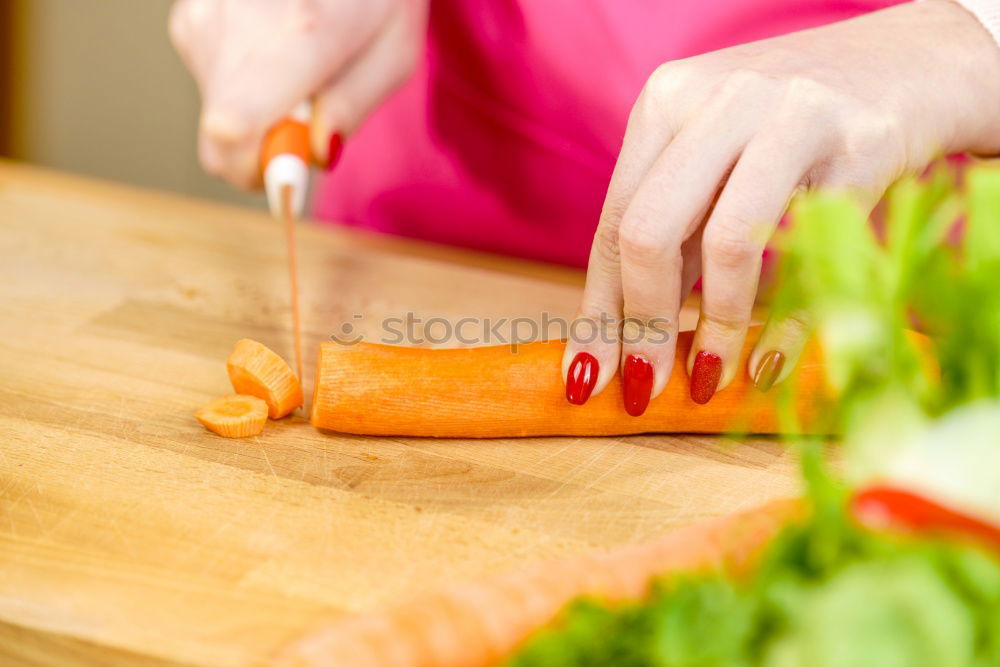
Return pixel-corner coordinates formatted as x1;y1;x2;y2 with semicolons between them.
566;352;599;405
623;355;653;417
690;351;722;405
753;350;785;392
326;132;343;171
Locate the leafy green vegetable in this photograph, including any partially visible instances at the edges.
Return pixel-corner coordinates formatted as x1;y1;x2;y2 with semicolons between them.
508;164;1000;667
771;164;1000;426
508;498;1000;667
508;577;757;667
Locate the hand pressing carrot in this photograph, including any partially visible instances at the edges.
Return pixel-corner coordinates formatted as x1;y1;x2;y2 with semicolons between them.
561;2;1000;412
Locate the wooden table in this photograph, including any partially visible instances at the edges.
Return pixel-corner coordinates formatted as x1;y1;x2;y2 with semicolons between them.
0;162;801;666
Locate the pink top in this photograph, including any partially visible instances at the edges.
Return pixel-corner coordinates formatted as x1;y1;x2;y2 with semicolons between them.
313;0;903;267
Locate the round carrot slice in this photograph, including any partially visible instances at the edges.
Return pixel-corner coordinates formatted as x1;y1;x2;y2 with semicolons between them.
195;394;268;438
227;339;303;419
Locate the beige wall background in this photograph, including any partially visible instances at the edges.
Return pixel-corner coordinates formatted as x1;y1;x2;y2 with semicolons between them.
2;0;263;208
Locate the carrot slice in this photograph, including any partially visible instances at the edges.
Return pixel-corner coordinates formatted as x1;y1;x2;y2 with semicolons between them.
195;394;268;438
227;339;304;419
274;499;802;667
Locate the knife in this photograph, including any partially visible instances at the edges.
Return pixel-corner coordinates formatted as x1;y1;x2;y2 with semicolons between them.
259;101;311;382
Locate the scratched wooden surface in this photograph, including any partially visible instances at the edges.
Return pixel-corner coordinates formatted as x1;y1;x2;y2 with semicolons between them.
0;162;802;666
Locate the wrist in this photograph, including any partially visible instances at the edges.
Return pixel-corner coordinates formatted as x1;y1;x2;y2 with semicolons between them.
927;0;1000;156
948;0;1000;45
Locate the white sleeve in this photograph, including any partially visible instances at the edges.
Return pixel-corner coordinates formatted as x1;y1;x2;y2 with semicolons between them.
952;0;1000;45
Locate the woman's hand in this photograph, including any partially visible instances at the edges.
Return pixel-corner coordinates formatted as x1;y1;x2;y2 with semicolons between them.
170;0;427;189
563;0;1000;413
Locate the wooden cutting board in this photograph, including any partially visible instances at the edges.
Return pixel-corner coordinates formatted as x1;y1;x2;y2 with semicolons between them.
0;161;801;666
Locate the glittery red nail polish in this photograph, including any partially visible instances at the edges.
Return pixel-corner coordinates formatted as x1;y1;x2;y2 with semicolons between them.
690;351;722;405
566;352;599;405
326;132;343;170
623;355;653;417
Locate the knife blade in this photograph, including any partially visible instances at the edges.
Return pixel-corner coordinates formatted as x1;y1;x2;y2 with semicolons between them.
261;102;311;382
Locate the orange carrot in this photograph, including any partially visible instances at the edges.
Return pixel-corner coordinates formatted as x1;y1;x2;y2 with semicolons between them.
311;327;826;436
274;499;802;667
195;394;268;438
228;339;303;419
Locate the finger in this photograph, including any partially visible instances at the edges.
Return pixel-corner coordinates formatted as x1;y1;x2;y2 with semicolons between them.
618;112;748;417
679;227;704;303
742;163;885;392
310;2;426;168
748;309;811;392
562;71;689;405
688;136;814;404
678;179;728;311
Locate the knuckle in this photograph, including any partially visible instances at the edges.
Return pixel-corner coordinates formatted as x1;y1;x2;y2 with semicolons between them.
777;76;839;127
200;108;253;146
168;0;214;49
700;309;751;338
839;108;897;149
782;311;812;336
601;194;629;228
847;111;907;174
633;63;689;124
703;223;760;268
646;62;689;98
618;214;671;264
783;75;831;107
590;220;622;273
808;98;906;182
716;68;768;102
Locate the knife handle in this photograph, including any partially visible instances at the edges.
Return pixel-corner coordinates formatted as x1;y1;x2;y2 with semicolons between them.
260;101;312;220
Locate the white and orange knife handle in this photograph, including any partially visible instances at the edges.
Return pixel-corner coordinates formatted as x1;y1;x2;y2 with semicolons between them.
260;101;312;219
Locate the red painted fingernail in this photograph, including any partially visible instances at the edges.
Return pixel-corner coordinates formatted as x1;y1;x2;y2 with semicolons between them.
325;132;343;171
690;351;722;404
753;350;785;392
623;355;653;417
566;352;599;405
